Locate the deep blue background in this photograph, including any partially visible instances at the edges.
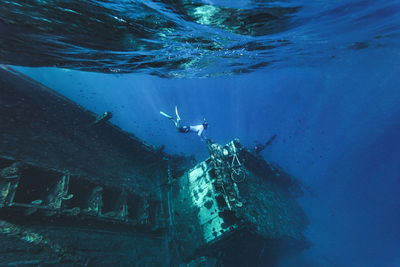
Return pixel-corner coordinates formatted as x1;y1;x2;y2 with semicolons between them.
14;45;400;266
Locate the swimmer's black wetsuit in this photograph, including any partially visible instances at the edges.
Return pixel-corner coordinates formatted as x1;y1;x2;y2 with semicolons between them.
178;126;190;133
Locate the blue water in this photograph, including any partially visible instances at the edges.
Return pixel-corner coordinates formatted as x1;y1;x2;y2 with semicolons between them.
3;0;400;266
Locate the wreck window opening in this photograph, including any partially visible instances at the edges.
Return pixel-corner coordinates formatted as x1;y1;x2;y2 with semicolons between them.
127;193;142;220
63;178;96;210
148;200;160;226
13;166;60;204
101;187;121;214
218;210;239;227
215;195;228;209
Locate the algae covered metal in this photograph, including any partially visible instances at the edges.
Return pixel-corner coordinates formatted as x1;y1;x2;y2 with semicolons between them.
168;139;309;265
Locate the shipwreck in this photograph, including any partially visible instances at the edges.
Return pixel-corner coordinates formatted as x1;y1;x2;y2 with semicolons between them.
0;65;309;266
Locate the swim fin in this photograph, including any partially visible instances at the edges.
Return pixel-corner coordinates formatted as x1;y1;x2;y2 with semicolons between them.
175;106;181;122
160;111;173;119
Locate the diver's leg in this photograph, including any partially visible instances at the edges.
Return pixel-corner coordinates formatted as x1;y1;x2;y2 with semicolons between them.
161;110;181;128
160;110;179;127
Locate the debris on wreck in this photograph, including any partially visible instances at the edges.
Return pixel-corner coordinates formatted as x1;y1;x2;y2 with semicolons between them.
254;133;277;154
88;111;113;127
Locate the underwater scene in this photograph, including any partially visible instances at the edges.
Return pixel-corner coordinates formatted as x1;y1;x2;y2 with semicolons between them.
0;0;400;266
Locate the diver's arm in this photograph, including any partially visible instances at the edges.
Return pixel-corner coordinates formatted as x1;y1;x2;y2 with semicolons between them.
199;126;208;141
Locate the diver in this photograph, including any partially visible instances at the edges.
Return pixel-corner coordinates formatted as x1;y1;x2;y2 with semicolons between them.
160;106;208;140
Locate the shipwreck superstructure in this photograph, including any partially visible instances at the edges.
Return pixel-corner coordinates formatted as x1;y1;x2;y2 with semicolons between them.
167;139;309;266
0;66;309;266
